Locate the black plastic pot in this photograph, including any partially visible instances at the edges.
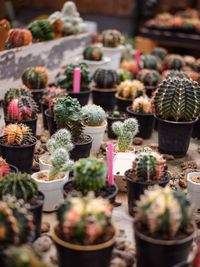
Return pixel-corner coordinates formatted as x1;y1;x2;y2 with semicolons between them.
31;88;45;112
52;226;115;267
126;106;155;139
145;85;157;98
0;137;37;173
134;227;194;267
92;87;116;111
125;170;170;217
45;109;57;136
40;101;48;130
115;95;132;112
9;164;18;173
107;113;127;139
70;135;92;162
156;116;197;157
68;90;90;106
192;117;200;139
5;117;38;136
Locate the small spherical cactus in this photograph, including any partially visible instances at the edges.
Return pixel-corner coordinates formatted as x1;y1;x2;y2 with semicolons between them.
82;104;106;126
132;96;153;113
184;55;196;69
151;47;168;61
101;29;125;48
117;80;145;100
141;54;163;72
0;157;9;177
28;19;55;41
136;69;160;86
83;46;103;61
5;28;32;49
93;68;119;88
163;54;185;70
22;67;48;89
118;69;132;82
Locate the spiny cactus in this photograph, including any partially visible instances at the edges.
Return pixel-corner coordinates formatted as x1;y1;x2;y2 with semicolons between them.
163;54;185;70
28;19;55;41
151;47;168;61
83;46;103;61
135;186;193;238
112;118;139;152
132;96;153;113
0;157;9;177
117;80;145;100
163;70;189;79
184;55;196;69
82;104;106;126
136;69;160;86
42;86;67;110
22;67;48;90
101;29;125;48
153;71;200;121
74;157;106;193
0;173;38;202
118;69;132;82
3;124;34;145
135;146;153;154
5;28;32;49
93;69;119;88
141;54;162;72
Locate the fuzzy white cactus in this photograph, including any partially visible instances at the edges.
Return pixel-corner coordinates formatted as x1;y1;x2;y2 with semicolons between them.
82;104;106;126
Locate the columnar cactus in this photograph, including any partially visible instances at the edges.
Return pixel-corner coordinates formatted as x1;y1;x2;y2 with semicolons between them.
28;19;55;41
117;80;145;100
5;28;32;49
135;186;193;238
82;104;106;126
163;54;185;70
3;124;34;145
141;54;162;72
83;46;103;61
0;173;38;202
136;69;160;86
151;47;168;61
93;69;119;88
74;157;106;193
112;118;139;152
0;157;9;177
153;71;200;121
132;96;153;113
22;67;48;90
101;29;125;48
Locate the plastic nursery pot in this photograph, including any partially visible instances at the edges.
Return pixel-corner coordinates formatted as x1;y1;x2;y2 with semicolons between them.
45;109;57;136
31;88;46;112
126;106;155;139
4;117;38;136
107;112;127;139
145;85;157;98
39;154;51;171
115;94;132;112
187;172;200;211
52;225;115;267
192;117;200;139
102;45;123;70
40;100;48;130
125;170;170;217
92;87;116;111
70;134;93;162
78;57;111;76
68;90;91;106
156;116;197;157
134;225;194;267
0;136;37;173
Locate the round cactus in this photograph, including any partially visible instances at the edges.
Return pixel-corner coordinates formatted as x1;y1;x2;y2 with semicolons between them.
141;54;163;72
132;96;153;113
3;124;34;145
101;29;125;48
83;46;103;61
28;19;55;41
0;157;9;178
22;67;48;90
151;47;168;61
117;80;145;100
136;69;160;86
163;54;185;70
118;69;132;82
93;69;119;88
184;55;196;69
42;86;67;110
5;28;32;49
82;104;106;126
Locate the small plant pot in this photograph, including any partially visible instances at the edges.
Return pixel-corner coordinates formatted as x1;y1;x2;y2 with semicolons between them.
31;88;46;112
192;117;200;139
126;106;155;139
31;170;69;212
92;87;116;111
115;94;132;112
125;170;170;216
40;100;48;130
77;57;111;76
156;116;197;157
145;85;157;97
134;226;194;267
83;121;107;156
187;172;200;211
39;154;51;171
4;117;38;136
52;225;115;267
45;109;57;136
68;90;91;106
0;137;37;173
102;45;123;70
70;135;93;162
107;112;127;139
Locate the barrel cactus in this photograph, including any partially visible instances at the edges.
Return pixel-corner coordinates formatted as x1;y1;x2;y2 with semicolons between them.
5;28;32;49
83;46;103;61
163;54;185;70
136;69;160;86
28;19;55;41
101;29;125;48
118;69;132;82
184;55;196;69
82;104;106;126
141;54;162;72
132;96;153;113
117;80;145;100
93;69;119;88
22;67;48;89
3;124;34;145
0;157;9;178
151;47;168;61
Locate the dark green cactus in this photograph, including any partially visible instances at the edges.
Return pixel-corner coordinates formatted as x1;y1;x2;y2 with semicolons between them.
137;69;160;86
151;47;168;61
28;19;55;41
117;69;132;82
101;29;124;48
22;67;48;89
163;54;185;70
141;54;162;72
93;69;119;88
83;46;103;61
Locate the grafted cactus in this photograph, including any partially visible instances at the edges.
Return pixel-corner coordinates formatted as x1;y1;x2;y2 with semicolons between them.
82;104;106;126
151;47;168;61
101;29;125;48
42;86;67;110
141;54;162;72
83;46;103;61
5;28;32;49
136;69;160;86
163;54;185;70
22;67;48;90
3;124;34;145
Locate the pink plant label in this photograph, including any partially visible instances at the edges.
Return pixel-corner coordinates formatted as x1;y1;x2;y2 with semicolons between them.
73;67;81;93
107;142;114;186
135;50;141;70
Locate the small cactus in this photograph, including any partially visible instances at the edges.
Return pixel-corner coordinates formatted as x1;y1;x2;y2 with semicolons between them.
132;96;153;113
141;54;162;72
0;157;9;178
151;47;168;61
117;80;145;100
93;69;119;88
5;28;32;49
28;19;55;41
136;69;160;86
82;104;106;126
22;67;48;90
83;46;103;61
3;124;34;145
118;69;132;82
101;29;125;48
74;157;106;193
112;118;139;152
42;86;67;110
163;54;185;70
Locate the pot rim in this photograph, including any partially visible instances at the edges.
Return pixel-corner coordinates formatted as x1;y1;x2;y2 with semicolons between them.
9;164;18;173
39;154;51;166
84;120;107;129
45;108;54;118
5;117;38;123
68;89;91;95
107;112;127;120
77;56;111;65
52;224;115;251
155;116;198;125
126;106;154;116
92;86;117;93
187;172;200;185
115;93;132;102
32;170;68;184
102;45;123;52
73;134;93;146
28;191;45;210
0;136;37;148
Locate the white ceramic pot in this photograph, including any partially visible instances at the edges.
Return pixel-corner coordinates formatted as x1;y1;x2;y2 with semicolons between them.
31;170;69;212
102;45;124;70
187;172;200;210
84;121;107;156
39;154;51;171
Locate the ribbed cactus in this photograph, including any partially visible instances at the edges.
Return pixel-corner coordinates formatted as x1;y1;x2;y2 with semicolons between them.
141;54;162;71
136;69;160;86
0;173;38;202
22;67;48;90
153;71;200;121
117;80;145;100
5;28;32;49
112;118;139;152
101;29;125;48
3;124;34;145
184;55;196;68
135;186;193;238
118;69;132;82
42;86;67;109
0;157;9;177
83;46;103;61
28;19;55;41
82;104;106;126
151;47;168;61
93;69;119;88
163;54;185;70
132;96;153;113
74;157;106;193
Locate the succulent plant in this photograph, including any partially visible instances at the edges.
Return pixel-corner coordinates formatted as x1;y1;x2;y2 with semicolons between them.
153;71;200;121
5;28;32;49
83;46;103;61
3;124;34;145
163;54;185;70
117;80;145;100
132;96;153;113
101;29;125;48
22;67;48;90
112;110;121;118
141;54;162;72
0;157;9;178
82;104;106;126
136;69;160;86
51;18;64;38
0;173;38;202
28;19;55;41
151;47;168;61
42;86;67;110
74;157;106;193
135;186;193;239
184;55;196;69
57;194;113;245
163;69;189;79
117;69;132;82
93;69;119;88
112;118;139;152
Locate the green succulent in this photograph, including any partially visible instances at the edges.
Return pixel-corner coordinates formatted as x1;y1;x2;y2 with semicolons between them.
82;104;106;126
137;69;160;86
141;54;162;71
151;47;168;61
28;19;55;41
163;54;185;70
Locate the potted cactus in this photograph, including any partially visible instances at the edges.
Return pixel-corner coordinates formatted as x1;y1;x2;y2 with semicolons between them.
0;157;18;176
187;171;200;211
141;54;163;72
28;19;55;41
0;124;37;173
0;173;44;240
127;96;155;139
64;157;118;203
118;69;133;82
22;66;48;111
153;71;200;156
115;79;145;111
134;186;195;267
52;194;115;267
163;54;185;70
82;104;106;155
92;68;119;110
151;47;168;61
124;150;169;216
5;28;32;49
107;111;127;139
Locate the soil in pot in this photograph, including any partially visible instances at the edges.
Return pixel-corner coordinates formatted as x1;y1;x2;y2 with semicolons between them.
115;94;132;112
68;90;91;106
192;117;200;139
70;135;92;162
107;112;127;139
5;117;38;136
40;101;48;130
31;88;45;112
45;109;57;136
92;88;116;111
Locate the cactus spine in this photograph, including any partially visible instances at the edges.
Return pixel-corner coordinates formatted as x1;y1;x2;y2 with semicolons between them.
82;104;106;126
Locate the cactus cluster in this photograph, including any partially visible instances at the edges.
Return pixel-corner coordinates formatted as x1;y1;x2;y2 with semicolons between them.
74;157;106;193
141;54;162;72
22;67;48;90
136;69;160;86
135;186;193;238
101;29;125;48
0;157;9;178
42;86;67;110
83;46;103;61
5;28;32;49
3;124;34;145
28;19;55;41
117;80;145;100
153;71;200;121
112;118;139;152
93;69;119;88
151;47;168;61
132;96;153;113
163;54;185;70
82;104;106;126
